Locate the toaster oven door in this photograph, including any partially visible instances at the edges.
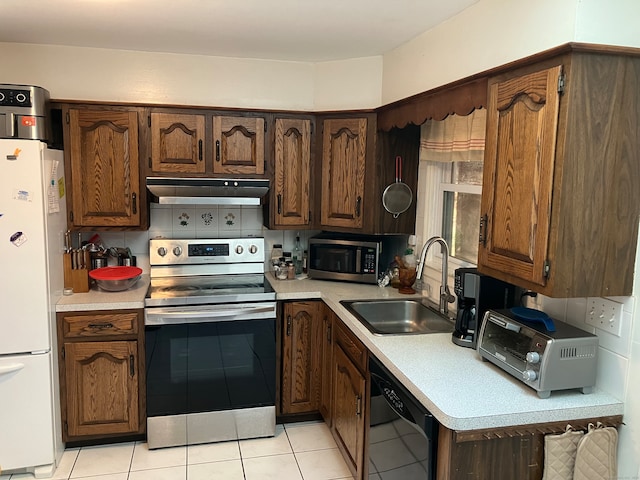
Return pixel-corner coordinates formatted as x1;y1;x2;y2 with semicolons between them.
478;311;546;388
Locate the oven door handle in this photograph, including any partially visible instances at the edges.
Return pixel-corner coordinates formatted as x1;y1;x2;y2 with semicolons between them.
145;305;276;325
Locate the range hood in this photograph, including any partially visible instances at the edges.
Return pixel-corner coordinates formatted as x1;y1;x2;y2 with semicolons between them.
146;177;269;205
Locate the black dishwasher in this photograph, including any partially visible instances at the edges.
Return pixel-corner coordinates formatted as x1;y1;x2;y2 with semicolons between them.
368;356;439;480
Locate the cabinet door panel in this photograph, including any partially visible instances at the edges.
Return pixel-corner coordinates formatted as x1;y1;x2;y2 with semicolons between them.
69;109;140;227
151;113;205;174
213;116;265;175
332;344;365;477
274;118;311;226
65;341;138;437
479;66;562;287
319;308;334;424
281;302;321;414
321;118;367;229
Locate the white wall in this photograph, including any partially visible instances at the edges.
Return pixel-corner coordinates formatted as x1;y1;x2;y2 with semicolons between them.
381;0;640;106
380;0;578;105
313;56;383;111
0;43;383;111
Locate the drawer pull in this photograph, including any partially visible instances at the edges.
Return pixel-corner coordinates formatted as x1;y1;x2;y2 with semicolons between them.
89;322;114;330
130;354;135;377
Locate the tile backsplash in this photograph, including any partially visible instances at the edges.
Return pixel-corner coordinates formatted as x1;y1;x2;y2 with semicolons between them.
83;204;318;274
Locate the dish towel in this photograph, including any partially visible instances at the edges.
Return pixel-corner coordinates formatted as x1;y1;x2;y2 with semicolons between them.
542;425;584;480
573;422;618;480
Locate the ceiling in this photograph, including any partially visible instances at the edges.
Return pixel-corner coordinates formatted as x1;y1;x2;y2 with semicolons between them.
0;0;478;62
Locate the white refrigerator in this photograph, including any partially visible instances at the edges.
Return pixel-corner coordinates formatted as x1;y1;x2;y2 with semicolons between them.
0;139;65;477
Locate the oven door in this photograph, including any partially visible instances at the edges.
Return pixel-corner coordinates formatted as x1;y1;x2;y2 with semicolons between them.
145;302;277;448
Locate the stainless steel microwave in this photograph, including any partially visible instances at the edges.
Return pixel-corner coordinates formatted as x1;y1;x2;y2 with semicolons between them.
308;233;406;284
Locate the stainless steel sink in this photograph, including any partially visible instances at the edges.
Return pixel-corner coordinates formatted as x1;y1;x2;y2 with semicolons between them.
340;298;455;335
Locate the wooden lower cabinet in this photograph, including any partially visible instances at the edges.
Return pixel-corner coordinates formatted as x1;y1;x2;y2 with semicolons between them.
436;416;623;480
57;309;145;442
280;301;322;414
329;311;368;480
64;341;139;438
332;344;366;479
319;306;334;424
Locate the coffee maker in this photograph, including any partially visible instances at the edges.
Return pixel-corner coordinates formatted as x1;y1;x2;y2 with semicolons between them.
452;268;521;348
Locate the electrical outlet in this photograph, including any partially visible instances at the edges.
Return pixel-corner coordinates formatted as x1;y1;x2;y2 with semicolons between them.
585;297;623;337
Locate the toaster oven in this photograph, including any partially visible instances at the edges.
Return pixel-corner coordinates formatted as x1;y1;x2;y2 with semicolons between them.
477;309;598;398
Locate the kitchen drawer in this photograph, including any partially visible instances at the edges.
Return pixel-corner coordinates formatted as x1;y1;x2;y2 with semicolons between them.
61;312;139;339
334;318;367;373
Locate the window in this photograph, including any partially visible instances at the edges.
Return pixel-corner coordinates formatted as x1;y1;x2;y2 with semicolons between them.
416;109;485;271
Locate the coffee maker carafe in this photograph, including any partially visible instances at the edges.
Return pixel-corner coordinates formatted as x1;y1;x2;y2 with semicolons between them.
452;268;521;348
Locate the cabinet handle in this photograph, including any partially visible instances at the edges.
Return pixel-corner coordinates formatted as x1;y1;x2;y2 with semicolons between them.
355;196;362;217
129;354;135;377
286;315;292;336
198;139;203;161
277;194;282;214
216;140;220;162
479;214;488;246
356;395;362;417
327;323;332;344
132;192;138;214
88;322;114;330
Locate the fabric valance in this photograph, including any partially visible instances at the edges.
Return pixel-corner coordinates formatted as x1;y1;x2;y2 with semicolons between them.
419;108;486;163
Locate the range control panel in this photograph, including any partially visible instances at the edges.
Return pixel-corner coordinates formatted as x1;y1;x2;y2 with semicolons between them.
150;237;265;266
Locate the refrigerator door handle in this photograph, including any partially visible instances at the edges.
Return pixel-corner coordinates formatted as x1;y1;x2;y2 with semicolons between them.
0;363;25;375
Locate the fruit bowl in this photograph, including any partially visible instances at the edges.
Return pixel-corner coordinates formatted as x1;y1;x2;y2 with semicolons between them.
89;266;142;292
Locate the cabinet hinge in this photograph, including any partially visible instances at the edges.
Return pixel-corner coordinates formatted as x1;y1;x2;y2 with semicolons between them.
310;122;314;135
65;112;70;124
148;115;151;128
264;121;267;132
64;421;68;436
61;346;65;359
557;73;565;94
543;260;551;278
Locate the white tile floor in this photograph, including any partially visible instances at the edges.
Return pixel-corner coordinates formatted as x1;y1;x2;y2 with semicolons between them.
2;422;353;480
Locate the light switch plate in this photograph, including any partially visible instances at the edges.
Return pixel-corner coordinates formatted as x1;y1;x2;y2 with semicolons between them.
585;297;623;337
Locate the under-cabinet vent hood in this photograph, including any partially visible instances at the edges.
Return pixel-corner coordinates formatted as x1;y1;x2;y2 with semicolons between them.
146;177;269;205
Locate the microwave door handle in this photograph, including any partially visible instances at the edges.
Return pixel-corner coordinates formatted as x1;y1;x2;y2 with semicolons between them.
356;248;362;273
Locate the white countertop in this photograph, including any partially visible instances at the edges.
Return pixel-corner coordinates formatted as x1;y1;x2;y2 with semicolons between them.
269;273;624;431
56;275;150;312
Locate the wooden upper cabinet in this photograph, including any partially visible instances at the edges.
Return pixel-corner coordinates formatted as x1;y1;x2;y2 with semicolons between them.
479;65;562;289
321;118;367;229
67;108;141;227
213;115;265;175
478;51;640;297
150;113;205;174
274;117;311;227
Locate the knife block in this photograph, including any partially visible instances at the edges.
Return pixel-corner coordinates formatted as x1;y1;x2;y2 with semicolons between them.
63;252;90;293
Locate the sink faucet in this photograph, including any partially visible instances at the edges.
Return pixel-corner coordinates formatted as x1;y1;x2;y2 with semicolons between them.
416;236;456;316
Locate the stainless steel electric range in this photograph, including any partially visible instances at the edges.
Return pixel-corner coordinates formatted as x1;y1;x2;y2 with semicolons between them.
144;237;276;449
